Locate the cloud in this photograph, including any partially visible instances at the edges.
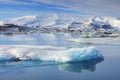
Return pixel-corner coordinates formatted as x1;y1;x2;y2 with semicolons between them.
0;0;75;12
0;0;119;16
0;0;45;6
32;0;120;16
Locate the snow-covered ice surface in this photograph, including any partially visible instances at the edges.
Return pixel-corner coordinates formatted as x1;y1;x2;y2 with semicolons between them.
67;37;120;45
0;45;103;63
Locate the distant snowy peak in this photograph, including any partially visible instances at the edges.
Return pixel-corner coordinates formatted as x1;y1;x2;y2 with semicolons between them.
0;20;4;26
0;14;58;27
92;16;120;29
1;14;62;27
0;14;120;29
0;14;83;28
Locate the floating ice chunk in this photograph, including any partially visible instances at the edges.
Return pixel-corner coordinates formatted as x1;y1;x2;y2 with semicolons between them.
67;37;120;45
0;45;103;63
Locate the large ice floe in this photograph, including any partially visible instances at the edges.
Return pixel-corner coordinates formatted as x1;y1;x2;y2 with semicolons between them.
67;37;120;45
0;45;103;63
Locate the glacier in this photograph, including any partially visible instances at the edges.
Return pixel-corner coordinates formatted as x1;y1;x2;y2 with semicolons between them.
0;45;103;63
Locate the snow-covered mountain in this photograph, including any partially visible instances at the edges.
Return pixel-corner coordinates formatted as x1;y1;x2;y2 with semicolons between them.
0;14;83;28
0;14;120;30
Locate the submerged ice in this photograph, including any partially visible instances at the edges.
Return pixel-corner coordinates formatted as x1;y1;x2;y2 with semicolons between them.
59;61;100;73
0;45;103;63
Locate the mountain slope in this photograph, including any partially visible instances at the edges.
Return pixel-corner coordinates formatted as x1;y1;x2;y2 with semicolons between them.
0;14;83;28
0;14;120;30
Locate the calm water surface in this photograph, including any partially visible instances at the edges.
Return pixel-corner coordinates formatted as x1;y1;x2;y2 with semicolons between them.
0;33;120;80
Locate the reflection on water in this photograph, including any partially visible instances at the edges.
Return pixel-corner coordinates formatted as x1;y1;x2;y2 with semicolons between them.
0;33;104;77
0;61;53;68
0;58;104;74
58;59;104;73
0;33;81;46
0;33;120;80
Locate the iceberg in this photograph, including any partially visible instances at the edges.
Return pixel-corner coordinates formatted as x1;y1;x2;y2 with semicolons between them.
0;45;103;63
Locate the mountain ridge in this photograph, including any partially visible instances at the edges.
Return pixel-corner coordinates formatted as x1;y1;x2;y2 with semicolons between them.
0;14;120;30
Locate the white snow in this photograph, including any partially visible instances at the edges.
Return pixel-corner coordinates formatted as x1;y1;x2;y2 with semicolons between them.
67;37;120;45
0;14;120;32
0;20;4;26
0;14;82;28
0;45;103;63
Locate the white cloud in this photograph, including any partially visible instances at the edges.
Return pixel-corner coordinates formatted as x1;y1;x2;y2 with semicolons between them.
0;0;120;16
0;0;36;5
33;0;120;16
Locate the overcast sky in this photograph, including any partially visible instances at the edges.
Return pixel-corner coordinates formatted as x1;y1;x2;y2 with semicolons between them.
0;0;120;19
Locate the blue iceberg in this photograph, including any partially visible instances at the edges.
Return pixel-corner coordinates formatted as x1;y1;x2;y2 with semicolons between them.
0;45;104;63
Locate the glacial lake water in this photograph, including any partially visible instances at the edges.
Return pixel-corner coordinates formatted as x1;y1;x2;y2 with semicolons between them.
0;33;120;80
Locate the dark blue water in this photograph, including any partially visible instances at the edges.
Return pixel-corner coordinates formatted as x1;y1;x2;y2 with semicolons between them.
0;33;120;80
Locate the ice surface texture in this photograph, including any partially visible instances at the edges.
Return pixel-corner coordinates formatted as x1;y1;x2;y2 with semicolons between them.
0;45;103;63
